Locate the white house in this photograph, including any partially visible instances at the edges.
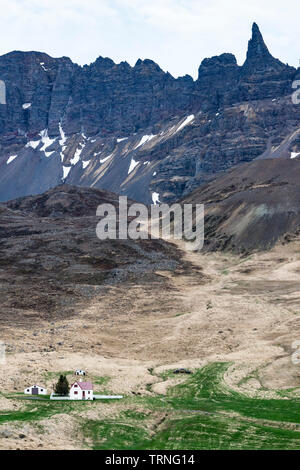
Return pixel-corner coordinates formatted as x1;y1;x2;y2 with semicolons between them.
75;369;86;376
24;385;47;395
70;381;93;400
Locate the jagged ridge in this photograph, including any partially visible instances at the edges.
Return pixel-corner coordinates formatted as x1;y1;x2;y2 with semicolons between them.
0;23;300;204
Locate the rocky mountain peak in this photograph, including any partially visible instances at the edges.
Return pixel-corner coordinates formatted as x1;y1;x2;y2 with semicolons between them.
243;22;285;72
199;53;237;71
134;58;164;74
93;56;115;69
251;22;268;52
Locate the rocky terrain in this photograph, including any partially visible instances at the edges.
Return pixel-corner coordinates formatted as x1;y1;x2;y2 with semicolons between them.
0;185;190;331
1;23;300;203
182;157;300;252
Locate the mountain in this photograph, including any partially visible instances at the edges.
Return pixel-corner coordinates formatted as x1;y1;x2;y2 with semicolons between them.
181;157;300;252
0;23;299;203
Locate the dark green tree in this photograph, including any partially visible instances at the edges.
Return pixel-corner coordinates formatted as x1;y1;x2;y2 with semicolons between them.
54;375;70;396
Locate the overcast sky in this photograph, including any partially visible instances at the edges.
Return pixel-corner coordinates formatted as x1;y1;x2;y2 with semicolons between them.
0;0;299;78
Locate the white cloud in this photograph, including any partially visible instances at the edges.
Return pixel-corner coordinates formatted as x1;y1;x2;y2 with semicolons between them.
0;0;299;78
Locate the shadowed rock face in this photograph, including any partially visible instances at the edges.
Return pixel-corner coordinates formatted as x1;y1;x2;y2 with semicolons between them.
195;53;240;111
0;23;299;204
0;51;76;137
182;158;300;252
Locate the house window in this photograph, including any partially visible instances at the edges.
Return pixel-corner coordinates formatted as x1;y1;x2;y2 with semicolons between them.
74;391;78;395
74;384;78;387
27;389;29;392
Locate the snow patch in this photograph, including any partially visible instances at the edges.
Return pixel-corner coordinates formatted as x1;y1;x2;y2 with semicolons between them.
22;103;31;109
59;122;67;162
39;129;56;154
62;166;71;180
152;192;160;205
59;122;67;147
100;154;112;164
26;129;56;153
128;158;139;174
135;134;156;149
7;155;17;164
291;152;300;159
70;143;85;165
175;115;195;133
40;62;49;72
82;160;90;169
26;139;40;149
117;137;128;143
153;171;157;176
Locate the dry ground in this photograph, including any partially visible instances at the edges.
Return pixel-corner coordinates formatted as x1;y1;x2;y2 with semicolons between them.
0;236;300;449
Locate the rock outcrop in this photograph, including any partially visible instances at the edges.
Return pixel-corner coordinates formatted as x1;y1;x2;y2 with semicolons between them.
243;22;285;73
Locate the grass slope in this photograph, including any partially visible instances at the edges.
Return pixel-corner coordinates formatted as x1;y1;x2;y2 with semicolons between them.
1;363;299;449
83;363;300;450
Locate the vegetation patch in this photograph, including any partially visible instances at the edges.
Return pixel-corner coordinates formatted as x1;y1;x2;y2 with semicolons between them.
2;363;300;449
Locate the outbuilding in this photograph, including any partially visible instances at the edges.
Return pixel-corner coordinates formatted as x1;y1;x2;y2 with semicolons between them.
24;385;47;395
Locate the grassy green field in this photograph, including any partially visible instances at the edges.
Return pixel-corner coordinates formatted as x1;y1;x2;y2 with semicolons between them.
1;363;300;449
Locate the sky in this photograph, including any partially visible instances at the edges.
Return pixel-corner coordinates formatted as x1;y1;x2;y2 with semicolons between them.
0;0;299;78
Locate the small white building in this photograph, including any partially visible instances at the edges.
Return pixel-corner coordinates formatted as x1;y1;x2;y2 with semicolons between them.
70;381;93;400
75;369;86;376
24;385;47;396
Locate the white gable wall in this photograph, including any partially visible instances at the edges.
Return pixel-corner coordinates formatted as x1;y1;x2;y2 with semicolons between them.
70;382;93;400
24;385;47;395
70;382;83;400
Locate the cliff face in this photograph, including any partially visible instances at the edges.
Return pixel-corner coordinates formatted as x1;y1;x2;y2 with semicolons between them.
0;23;299;203
0;51;76;138
0;52;194;139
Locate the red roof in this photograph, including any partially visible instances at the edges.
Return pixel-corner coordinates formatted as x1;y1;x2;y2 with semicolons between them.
71;381;93;390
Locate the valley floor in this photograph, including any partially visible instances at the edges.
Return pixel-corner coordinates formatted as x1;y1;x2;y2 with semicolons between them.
0;237;300;449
